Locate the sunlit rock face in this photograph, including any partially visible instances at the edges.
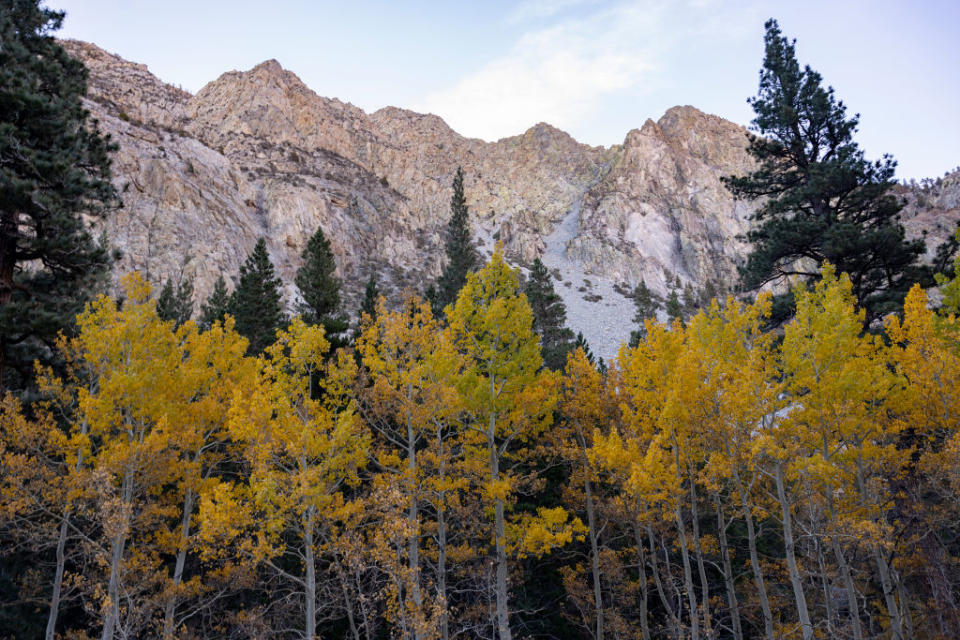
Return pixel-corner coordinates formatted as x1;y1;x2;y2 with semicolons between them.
63;40;960;359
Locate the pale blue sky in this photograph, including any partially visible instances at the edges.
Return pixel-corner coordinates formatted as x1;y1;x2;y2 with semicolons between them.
54;0;959;179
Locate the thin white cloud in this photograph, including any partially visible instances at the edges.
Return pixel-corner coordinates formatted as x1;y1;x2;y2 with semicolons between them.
418;2;667;141
506;0;599;24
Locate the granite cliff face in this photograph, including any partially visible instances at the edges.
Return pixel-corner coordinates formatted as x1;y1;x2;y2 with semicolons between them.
62;41;960;358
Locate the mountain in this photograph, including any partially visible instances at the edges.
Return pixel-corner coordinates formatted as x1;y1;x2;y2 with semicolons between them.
63;40;960;358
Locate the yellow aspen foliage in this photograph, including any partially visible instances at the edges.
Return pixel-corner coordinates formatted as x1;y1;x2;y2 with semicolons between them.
202;317;369;639
0;394;75;560
777;265;908;639
154;315;257;638
444;248;578;640
780;265;902;505
356;293;460;640
886;284;960;445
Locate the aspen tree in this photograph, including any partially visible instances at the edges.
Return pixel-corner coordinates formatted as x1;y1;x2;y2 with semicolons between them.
692;294;779;640
886;285;960;636
557;348;612;640
445;248;580;640
201;318;368;639
158;317;255;638
780;265;902;639
0;393;84;640
357;294;456;640
64;274;182;640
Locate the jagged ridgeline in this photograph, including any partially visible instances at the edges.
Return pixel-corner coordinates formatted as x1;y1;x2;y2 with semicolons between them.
59;42;960;359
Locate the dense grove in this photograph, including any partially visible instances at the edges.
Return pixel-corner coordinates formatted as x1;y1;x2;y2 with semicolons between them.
2;250;960;640
3;4;959;638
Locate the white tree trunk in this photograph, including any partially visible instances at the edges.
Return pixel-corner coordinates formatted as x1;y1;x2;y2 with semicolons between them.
774;463;813;640
162;486;195;638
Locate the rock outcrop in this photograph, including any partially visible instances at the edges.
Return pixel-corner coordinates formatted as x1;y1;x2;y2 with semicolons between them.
61;40;960;359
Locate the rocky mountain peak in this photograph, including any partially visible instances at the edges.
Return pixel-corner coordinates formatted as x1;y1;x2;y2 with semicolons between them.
250;58;285;75
59;40;959;360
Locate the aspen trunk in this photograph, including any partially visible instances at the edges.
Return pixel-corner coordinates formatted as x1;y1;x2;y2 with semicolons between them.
394;542;411;640
304;518;317;640
407;412;422;640
162;487;195;638
774;463;813;640
46;511;71;640
687;468;712;636
437;431;450;640
673;504;700;640
354;562;375;640
101;468;133;640
584;476;604;640
854;463;904;639
815;535;836;635
631;519;652;640
645;520;680;638
334;556;361;640
490;427;511;640
714;495;743;640
827;499;862;640
487;373;512;640
437;494;449;640
48;421;91;640
731;467;774;640
895;569;914;639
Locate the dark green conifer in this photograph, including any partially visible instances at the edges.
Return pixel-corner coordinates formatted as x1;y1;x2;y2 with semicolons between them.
574;331;595;365
230;238;285;354
295;226;349;347
628;280;661;346
359;273;380;323
723;19;928;325
199;275;230;330
682;283;698;317
699;280;719;309
524;258;575;370
0;1;120;390
665;290;683;324
431;166;479;314
155;277;193;329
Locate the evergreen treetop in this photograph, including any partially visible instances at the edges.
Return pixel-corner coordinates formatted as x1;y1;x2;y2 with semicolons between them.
665;290;683;324
524;258;575;370
359;273;380;323
295;226;349;345
682;283;698;317
629;280;662;346
230;238;286;355
431;166;479;314
723;18;928;325
574;331;595;366
155;277;194;329
0;0;120;390
199;275;230;330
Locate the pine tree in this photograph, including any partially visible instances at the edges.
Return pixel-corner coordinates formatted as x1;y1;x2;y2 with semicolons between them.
295;226;349;347
574;332;595;365
229;238;285;354
665;290;683;324
682;283;698;317
628;280;661;346
198;275;230;330
155;277;193;329
359;273;379;323
723;19;928;326
0;1;120;391
431;166;479;314
699;280;719;309
524;258;575;370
